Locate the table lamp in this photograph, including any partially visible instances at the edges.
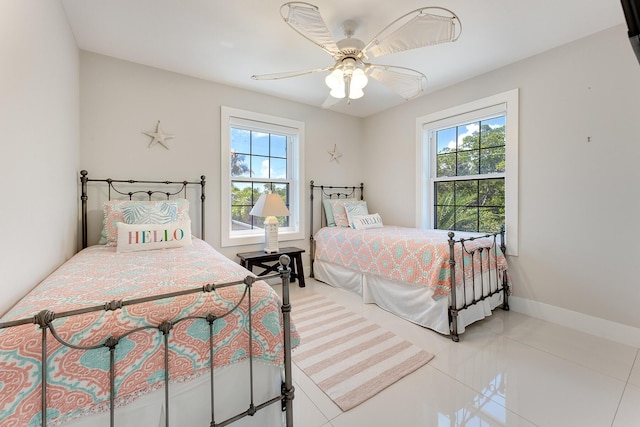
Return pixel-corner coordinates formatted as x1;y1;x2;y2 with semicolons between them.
249;192;290;253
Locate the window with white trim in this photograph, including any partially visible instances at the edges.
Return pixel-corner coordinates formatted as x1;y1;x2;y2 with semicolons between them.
416;89;519;255
221;107;305;247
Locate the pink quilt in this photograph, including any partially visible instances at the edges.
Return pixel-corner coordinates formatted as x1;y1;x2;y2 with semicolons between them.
314;226;509;300
0;238;299;426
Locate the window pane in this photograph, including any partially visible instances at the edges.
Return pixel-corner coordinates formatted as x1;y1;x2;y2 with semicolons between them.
458;123;479;150
254;182;270;197
231;182;255;230
231;181;252;206
252;132;269;156
271;134;287;157
456;180;478;207
232;206;255;230
455;207;478;232
270;157;287;179
436;128;456;154
457;150;479;176
251;155;270;178
435;205;455;230
231;128;250;154
479;207;505;233
435;181;454;206
480;116;505;149
436;153;456;177
479;179;505;206
230;152;251;177
480;147;505;174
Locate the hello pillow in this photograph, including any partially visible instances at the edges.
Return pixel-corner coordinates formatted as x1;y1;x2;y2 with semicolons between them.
101;199;190;246
116;220;192;252
350;213;384;230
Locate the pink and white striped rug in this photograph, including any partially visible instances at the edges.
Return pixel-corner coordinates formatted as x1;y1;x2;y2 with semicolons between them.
291;293;434;411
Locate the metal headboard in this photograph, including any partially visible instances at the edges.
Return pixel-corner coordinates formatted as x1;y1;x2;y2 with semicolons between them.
309;180;364;277
80;170;206;249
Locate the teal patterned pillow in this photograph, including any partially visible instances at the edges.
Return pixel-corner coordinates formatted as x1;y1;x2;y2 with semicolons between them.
344;201;369;228
122;201;177;224
330;199;367;227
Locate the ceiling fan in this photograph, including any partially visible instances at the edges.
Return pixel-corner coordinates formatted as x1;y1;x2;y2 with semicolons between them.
251;2;462;107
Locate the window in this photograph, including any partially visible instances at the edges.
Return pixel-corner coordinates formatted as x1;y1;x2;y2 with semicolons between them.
416;89;519;255
434;115;506;232
221;107;305;247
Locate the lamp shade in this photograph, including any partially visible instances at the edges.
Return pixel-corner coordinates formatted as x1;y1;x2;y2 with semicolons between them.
249;193;290;217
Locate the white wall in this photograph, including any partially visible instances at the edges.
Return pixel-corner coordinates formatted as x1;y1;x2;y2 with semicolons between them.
79;52;363;262
0;0;80;315
364;25;640;332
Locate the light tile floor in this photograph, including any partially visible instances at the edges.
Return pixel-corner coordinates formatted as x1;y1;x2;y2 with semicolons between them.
273;278;640;427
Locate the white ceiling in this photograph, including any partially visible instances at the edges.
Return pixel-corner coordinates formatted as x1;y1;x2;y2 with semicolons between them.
60;0;626;118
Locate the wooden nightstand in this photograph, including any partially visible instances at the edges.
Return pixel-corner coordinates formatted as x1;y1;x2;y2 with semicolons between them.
237;247;306;287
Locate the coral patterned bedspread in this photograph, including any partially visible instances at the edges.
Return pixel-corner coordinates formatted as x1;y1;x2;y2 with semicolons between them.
0;238;299;426
314;226;509;300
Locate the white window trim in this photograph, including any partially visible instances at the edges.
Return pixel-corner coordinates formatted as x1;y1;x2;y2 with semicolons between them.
415;89;519;255
220;106;305;248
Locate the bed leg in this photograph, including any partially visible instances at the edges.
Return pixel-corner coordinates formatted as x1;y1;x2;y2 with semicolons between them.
279;255;295;426
449;309;460;342
502;278;510;311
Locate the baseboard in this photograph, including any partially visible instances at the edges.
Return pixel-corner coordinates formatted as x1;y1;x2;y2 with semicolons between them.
510;296;640;348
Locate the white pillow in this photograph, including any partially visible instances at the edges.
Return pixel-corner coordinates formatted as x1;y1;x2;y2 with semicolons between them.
116;220;192;252
350;213;383;230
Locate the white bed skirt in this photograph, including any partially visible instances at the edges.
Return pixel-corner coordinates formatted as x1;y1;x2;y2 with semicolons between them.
313;259;503;336
61;361;284;427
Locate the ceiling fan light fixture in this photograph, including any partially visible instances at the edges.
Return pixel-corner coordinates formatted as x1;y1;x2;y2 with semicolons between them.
326;60;368;100
325;68;346;98
351;68;368;89
330;86;346;99
325;68;343;89
348;86;365;99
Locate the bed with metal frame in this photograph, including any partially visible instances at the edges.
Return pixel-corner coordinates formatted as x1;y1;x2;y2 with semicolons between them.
309;180;509;342
0;170;296;427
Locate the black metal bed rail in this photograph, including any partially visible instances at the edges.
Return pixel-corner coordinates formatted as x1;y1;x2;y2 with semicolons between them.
447;226;509;342
0;258;294;427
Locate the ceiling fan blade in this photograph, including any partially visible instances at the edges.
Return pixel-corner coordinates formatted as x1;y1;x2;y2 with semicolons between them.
366;64;427;100
362;7;461;59
280;2;340;57
252;65;333;81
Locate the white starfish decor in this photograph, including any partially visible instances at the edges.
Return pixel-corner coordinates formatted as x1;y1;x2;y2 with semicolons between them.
328;144;342;163
142;120;174;150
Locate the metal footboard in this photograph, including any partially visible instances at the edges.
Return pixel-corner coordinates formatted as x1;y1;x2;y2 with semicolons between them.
447;227;510;342
0;257;295;427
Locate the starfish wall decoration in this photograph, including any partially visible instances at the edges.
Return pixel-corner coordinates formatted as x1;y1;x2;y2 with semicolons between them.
328;144;342;163
142;120;174;150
